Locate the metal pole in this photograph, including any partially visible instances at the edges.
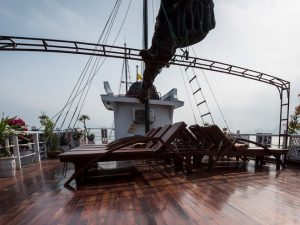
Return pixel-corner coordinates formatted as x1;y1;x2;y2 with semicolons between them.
124;43;128;92
143;0;148;50
278;89;283;148
136;65;139;81
143;0;150;133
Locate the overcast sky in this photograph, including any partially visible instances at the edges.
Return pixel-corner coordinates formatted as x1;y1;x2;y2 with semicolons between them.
1;0;300;134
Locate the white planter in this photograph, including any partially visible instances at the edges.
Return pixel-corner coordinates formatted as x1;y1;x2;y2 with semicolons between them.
0;157;16;177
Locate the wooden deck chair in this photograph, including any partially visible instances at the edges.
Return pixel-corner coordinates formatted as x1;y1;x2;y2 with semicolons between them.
76;127;159;150
202;125;288;170
189;124;215;150
174;127;198;149
60;122;187;186
105;126;161;149
70;126;168;152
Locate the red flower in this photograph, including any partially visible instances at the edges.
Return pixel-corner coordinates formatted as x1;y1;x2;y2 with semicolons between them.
8;117;28;132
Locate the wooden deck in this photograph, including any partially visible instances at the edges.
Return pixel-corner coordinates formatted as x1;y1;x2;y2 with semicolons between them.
0;160;300;225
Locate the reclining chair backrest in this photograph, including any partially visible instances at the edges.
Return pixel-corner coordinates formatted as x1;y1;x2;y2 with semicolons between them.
203;125;232;148
151;122;187;152
189;124;214;148
175;128;198;148
146;127;157;137
146;124;171;148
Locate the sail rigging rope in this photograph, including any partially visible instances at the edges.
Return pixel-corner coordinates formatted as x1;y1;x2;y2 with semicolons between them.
159;1;230;130
72;0;133;129
53;0;122;129
52;0;132;131
179;67;198;124
191;46;231;132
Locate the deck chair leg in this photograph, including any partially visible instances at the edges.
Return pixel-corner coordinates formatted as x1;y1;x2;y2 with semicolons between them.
261;157;266;165
174;157;183;171
74;164;83;187
186;156;192;174
283;154;287;167
193;155;203;168
255;157;260;166
164;157;172;165
208;156;214;170
275;155;286;170
276;156;281;170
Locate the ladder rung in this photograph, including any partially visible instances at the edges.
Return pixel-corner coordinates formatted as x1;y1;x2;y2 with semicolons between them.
193;88;201;95
281;119;288;121
197;100;206;107
201;112;211;118
281;103;288;106
189;76;196;83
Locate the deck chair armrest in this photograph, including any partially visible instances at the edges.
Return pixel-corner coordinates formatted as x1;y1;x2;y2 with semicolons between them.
235;138;269;150
107;135;144;148
107;136;158;150
132;137;163;148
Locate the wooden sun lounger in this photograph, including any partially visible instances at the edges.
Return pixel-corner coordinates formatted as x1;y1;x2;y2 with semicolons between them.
71;127;162;152
189;124;288;170
59;122;187;186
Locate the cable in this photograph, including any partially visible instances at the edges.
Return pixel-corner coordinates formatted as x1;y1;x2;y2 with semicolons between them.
151;0;155;26
179;67;198;124
191;46;231;132
69;0;123;129
69;0;133;129
184;68;205;125
53;0;121;129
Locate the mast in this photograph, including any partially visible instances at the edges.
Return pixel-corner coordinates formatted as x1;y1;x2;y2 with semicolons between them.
143;0;150;133
143;0;148;50
124;43;128;92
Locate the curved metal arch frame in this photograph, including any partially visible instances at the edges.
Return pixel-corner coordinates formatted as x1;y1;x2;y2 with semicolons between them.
0;36;290;147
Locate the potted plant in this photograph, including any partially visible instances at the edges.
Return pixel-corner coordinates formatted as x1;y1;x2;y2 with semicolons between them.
0;114;18;177
58;133;69;152
78;114;90;142
38;113;61;158
72;129;83;147
87;133;95;143
289;94;300;134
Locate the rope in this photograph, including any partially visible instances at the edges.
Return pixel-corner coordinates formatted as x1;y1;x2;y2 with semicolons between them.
71;0;126;129
71;0;133;129
118;59;126;94
52;0;132;131
184;68;205;125
160;1;180;47
151;0;155;26
53;0;122;130
190;67;214;125
179;67;198;124
191;46;231;132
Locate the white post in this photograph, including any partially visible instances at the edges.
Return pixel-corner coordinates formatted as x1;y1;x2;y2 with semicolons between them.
4;138;10;152
33;133;41;162
12;135;21;170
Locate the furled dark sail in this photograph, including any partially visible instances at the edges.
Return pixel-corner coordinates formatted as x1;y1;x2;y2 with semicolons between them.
140;0;215;100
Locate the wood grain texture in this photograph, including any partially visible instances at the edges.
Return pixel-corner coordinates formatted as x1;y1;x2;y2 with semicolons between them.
0;160;300;225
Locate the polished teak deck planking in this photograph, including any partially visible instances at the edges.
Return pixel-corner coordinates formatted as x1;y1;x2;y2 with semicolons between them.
0;160;299;225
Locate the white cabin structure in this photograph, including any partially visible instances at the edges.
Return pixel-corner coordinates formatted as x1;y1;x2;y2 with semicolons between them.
101;81;184;139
